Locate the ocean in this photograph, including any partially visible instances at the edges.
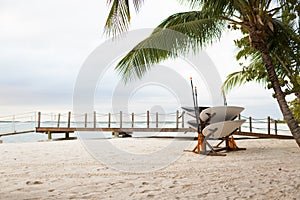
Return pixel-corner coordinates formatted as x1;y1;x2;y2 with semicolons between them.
0;112;293;143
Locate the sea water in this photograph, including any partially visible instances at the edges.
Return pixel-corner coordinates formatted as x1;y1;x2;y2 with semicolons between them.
0;120;292;143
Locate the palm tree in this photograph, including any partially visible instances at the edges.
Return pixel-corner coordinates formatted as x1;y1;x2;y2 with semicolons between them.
105;0;300;147
223;34;300;103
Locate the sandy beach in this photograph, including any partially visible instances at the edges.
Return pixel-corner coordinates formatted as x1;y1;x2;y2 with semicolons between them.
0;138;299;200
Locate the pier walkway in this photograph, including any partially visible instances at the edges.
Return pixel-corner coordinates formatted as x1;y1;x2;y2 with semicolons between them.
0;111;294;140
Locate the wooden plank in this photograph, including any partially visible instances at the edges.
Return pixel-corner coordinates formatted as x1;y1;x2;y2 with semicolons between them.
108;113;111;128
120;111;122;128
176;110;179;129
156;112;158;128
147;111;150;128
234;131;293;139
37;112;41;128
36;127;195;133
275;120;278;135
57;113;61;128
84;113;87;128
238;114;241;132
94;111;96;128
0;130;35;137
132;113;134;128
34;127;293;139
67;112;71;128
47;131;52;140
268;116;271;135
249;117;252;133
182;112;184;128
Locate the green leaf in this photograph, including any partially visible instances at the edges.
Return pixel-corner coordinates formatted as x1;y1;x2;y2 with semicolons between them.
115;11;225;82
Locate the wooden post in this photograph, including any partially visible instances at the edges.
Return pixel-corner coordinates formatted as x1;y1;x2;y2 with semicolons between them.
47;131;52;140
84;113;87;128
267;116;271;135
156;112;158;128
182;111;184;128
120;111;122;128
176;110;179;129
65;132;69;139
37;112;41;128
275;120;278;135
108;113;111;128
57;113;61;128
147;111;150;128
132;113;134;128
94;111;96;128
238;114;241;132
67;111;71;128
249;117;252;133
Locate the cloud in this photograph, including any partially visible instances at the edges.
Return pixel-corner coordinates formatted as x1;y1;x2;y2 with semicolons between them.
0;0;284;120
0;0;107;114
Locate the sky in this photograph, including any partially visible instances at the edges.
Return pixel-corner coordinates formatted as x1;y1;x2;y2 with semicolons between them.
0;0;284;119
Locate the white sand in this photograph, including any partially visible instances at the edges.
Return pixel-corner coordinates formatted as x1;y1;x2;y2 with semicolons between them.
0;138;299;200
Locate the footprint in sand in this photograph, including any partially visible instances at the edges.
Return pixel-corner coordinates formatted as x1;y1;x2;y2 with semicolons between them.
26;181;43;185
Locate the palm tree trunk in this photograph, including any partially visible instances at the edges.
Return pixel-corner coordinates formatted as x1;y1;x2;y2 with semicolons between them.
259;49;300;147
296;93;300;104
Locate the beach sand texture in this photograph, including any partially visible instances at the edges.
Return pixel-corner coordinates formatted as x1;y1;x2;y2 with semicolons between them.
0;138;299;200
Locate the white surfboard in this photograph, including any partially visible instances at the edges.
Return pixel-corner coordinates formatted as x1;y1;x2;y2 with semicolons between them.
182;106;196;113
182;106;210;118
187;120;198;129
200;106;244;123
182;106;210;113
202;120;245;139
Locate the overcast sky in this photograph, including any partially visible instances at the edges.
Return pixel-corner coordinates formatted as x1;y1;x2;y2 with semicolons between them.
0;0;283;118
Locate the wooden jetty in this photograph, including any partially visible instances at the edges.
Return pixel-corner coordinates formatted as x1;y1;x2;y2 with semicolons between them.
0;111;294;140
33;111;294;140
0;130;36;137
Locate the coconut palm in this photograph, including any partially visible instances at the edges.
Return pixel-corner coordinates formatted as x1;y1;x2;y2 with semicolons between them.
105;0;300;147
223;34;300;102
105;0;144;36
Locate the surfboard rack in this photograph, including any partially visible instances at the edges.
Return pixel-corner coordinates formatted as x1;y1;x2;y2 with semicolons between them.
213;136;246;152
183;106;246;156
191;130;246;156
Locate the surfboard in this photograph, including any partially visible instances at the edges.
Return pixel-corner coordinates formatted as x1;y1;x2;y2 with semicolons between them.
200;106;244;124
182;106;210;119
187;120;198;129
182;106;196;113
202;120;245;139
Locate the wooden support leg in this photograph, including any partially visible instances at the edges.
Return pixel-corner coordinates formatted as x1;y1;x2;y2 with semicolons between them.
201;135;206;153
65;132;69;139
47;131;52;140
226;136;246;151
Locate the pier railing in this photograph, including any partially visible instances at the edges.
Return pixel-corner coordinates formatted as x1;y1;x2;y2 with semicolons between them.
0;111;294;140
36;111;186;130
0;112;36;135
238;115;290;136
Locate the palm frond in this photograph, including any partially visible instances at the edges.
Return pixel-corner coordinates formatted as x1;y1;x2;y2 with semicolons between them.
105;0;144;36
115;11;225;82
223;51;268;94
222;71;248;93
177;0;236;15
268;19;300;69
132;0;144;11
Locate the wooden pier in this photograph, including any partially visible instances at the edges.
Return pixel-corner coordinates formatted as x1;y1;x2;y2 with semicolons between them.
33;111;294;140
234;131;293;140
0;111;294;140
